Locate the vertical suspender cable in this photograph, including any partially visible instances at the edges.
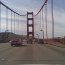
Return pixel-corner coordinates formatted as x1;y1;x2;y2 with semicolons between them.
40;11;42;30
35;14;38;34
18;15;19;34
45;4;48;41
11;11;12;33
15;14;16;37
14;12;15;34
0;3;1;32
41;9;43;30
22;16;24;39
6;8;8;32
18;16;20;35
11;11;12;39
51;0;54;39
39;13;40;33
21;16;22;35
5;8;8;41
35;16;36;38
21;16;23;35
36;16;37;34
16;14;17;34
42;8;44;40
19;16;20;38
14;12;15;39
19;16;21;35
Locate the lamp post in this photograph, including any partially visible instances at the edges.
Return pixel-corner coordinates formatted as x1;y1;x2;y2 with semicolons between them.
40;30;44;43
36;34;39;43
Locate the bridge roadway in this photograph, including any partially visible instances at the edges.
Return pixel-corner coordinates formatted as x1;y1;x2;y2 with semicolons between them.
0;42;65;65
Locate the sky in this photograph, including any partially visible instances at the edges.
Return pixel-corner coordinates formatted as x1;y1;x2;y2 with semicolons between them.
0;0;65;38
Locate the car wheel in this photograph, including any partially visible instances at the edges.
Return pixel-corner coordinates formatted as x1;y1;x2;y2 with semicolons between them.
11;44;13;46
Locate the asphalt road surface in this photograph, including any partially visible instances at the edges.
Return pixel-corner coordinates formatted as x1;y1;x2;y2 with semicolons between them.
0;42;65;65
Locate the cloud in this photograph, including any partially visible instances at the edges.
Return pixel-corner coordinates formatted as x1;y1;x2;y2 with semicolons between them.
34;3;65;38
0;0;65;38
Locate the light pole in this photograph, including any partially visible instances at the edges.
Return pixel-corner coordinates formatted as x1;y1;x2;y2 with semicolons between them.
51;0;54;40
40;30;44;43
36;34;39;43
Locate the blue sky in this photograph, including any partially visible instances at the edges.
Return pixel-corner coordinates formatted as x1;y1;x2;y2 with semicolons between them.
0;0;65;38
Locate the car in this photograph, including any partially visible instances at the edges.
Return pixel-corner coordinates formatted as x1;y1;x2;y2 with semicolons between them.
27;39;32;44
39;39;44;44
10;39;23;46
35;39;38;42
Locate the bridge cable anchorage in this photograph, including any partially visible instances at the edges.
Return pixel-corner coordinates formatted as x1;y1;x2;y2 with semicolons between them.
35;0;48;16
51;0;54;39
0;3;1;32
0;1;26;16
45;3;48;42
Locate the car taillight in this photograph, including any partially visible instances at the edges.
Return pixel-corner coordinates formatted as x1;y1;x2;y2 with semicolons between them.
16;42;20;43
11;42;13;43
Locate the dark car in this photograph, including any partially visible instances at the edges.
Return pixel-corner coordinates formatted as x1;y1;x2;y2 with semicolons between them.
27;39;32;44
35;39;38;42
39;39;44;44
10;39;23;46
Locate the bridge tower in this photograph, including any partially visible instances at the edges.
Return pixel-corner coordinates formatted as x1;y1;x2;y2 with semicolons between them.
27;12;34;39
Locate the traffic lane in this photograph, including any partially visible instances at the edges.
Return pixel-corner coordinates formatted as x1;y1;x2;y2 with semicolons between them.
13;44;34;64
0;43;65;64
0;42;27;52
1;46;32;65
15;44;56;64
37;44;65;63
44;44;65;56
2;44;46;64
6;43;65;64
0;43;11;52
0;44;33;64
0;43;28;59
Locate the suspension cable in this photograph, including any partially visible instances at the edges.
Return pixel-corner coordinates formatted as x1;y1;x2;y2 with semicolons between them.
0;1;26;16
51;0;54;39
35;0;47;16
0;3;1;32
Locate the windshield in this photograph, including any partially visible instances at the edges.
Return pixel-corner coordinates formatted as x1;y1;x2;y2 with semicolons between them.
0;0;65;65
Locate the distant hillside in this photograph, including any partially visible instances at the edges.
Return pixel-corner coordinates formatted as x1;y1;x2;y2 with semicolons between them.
0;32;24;43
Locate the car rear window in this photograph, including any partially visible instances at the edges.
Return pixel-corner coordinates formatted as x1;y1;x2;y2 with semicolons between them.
12;39;19;42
